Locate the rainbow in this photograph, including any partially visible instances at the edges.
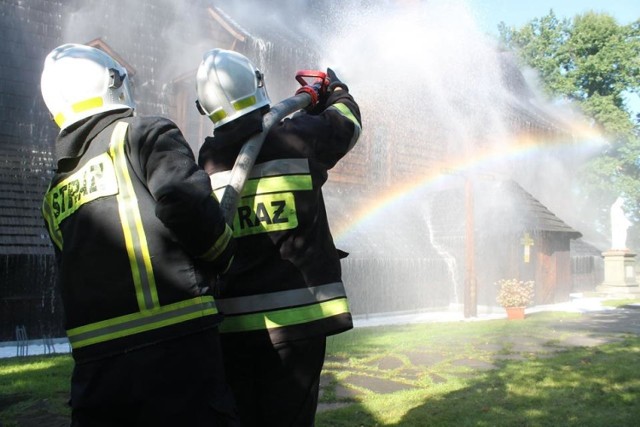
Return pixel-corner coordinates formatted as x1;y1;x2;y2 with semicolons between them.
333;129;605;243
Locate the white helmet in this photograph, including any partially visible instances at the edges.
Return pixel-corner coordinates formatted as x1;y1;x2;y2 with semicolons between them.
195;49;270;128
41;43;135;131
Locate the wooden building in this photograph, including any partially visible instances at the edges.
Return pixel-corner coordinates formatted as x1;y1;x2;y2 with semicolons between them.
1;0;592;337
0;0;318;340
471;178;582;305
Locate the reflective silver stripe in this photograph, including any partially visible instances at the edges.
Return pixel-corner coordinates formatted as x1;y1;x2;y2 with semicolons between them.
210;158;310;192
215;282;347;315
67;296;217;349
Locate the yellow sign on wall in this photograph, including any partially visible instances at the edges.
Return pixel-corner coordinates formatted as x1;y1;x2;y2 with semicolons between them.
520;232;534;263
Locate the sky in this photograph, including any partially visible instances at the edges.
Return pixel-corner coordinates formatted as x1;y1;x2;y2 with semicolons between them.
470;0;640;34
468;0;640;113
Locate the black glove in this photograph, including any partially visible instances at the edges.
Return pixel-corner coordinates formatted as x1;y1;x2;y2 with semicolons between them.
327;68;348;92
303;68;348;115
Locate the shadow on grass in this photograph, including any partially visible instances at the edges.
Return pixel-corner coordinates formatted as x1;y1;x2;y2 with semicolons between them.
317;309;640;426
0;354;72;427
318;338;640;426
398;339;640;426
4;310;640;426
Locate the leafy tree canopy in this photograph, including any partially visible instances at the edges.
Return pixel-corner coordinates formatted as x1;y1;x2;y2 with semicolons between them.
499;11;640;244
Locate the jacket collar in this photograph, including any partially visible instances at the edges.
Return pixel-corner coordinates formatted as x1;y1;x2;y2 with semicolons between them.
55;109;133;171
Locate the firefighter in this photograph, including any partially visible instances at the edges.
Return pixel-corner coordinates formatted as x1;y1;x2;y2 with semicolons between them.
195;48;362;426
39;44;239;426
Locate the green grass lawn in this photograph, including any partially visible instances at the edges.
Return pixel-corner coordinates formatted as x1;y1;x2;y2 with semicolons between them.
2;310;640;426
0;354;72;426
316;311;640;426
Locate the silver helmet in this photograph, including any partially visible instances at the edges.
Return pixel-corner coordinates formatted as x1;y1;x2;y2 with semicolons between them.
195;49;270;128
40;43;135;131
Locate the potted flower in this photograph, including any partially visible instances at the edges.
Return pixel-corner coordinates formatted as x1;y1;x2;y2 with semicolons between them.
495;279;534;320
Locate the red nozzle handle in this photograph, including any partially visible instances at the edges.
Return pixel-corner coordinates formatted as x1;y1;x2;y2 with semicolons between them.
295;70;328;87
295;70;330;107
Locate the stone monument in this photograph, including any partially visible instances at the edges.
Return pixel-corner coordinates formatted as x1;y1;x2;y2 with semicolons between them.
597;197;640;295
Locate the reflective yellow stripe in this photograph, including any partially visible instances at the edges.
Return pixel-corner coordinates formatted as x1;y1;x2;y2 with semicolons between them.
219;298;350;333
330;103;361;150
233;95;256;111
209;108;227;124
230;175;311;237
241;175;312;197
108;122;159;310
45;153;118;224
216;282;347;314
42;152;120;250
233;192;298;237
67;296;217;349
54;97;104;127
199;224;234;262
209;159;311;191
72;96;103;113
331;103;361;129
53;113;66;127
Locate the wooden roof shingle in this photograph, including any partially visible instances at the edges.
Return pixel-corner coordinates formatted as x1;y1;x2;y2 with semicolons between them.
0;142;54;255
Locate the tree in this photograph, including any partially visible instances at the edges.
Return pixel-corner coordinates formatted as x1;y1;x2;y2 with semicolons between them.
499;11;640;244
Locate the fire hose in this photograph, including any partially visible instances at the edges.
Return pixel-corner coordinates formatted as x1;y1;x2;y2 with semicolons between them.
218;70;329;225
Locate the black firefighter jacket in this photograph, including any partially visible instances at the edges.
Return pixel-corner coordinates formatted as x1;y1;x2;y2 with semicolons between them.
198;88;362;344
42;109;234;363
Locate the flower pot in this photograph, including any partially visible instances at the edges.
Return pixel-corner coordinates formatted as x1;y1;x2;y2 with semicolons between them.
505;306;526;320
